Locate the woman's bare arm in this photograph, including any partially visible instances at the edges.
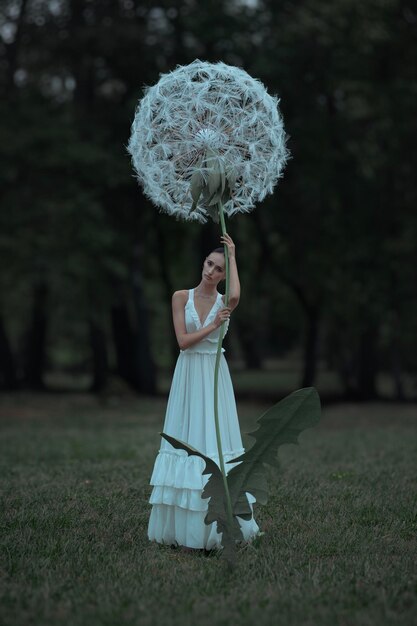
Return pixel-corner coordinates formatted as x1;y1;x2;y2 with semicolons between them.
221;233;240;310
172;291;231;350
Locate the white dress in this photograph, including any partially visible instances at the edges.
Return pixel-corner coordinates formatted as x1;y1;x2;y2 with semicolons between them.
147;288;259;549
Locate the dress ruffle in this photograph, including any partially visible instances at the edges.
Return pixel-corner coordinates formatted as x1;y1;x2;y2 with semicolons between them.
149;505;224;550
149;448;246;510
148;448;259;549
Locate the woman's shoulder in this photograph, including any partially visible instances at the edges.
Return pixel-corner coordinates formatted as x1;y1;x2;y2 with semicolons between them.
172;289;189;303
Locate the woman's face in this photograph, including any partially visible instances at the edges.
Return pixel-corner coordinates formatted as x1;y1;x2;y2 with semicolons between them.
202;252;225;285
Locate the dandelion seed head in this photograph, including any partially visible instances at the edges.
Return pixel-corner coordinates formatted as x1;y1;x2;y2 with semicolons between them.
195;128;227;151
128;60;289;223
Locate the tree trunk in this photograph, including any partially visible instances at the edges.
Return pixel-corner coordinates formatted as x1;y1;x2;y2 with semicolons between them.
0;314;18;390
111;299;135;385
356;323;379;399
23;281;48;390
251;211;321;384
336;351;357;399
152;213;179;365
301;304;320;388
88;317;108;392
235;316;263;369
131;244;157;395
391;340;405;401
390;312;405;401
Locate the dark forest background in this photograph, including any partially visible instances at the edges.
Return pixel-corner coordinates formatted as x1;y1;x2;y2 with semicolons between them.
0;0;416;401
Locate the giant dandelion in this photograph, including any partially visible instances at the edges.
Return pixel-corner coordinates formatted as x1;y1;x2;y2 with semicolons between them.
128;59;289;223
128;60;320;561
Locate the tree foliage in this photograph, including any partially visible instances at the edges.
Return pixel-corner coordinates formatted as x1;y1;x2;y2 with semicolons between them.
0;0;415;396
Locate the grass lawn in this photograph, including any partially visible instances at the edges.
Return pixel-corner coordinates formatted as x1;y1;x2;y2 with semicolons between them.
0;392;416;626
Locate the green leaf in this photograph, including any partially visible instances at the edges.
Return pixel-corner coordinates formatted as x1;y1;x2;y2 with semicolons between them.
160;432;243;558
190;171;204;201
226;387;321;517
202;151;227;207
226;167;238;190
161;387;321;558
189;170;204;212
205;204;220;223
188;153;205;213
208;161;221;197
221;181;231;204
207;189;224;206
218;159;226;194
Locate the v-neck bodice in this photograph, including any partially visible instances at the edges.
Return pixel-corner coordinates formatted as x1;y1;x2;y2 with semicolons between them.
192;290;221;327
183;288;229;353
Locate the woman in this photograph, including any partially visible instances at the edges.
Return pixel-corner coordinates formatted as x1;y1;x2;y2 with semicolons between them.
147;233;259;550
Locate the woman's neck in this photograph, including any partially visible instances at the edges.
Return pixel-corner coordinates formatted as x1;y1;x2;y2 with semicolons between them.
195;282;217;298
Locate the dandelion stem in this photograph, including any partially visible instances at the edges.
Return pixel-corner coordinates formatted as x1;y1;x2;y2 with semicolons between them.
213;200;234;536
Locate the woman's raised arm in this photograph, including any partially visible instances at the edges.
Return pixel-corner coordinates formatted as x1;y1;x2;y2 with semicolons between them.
220;233;240;310
172;291;231;351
